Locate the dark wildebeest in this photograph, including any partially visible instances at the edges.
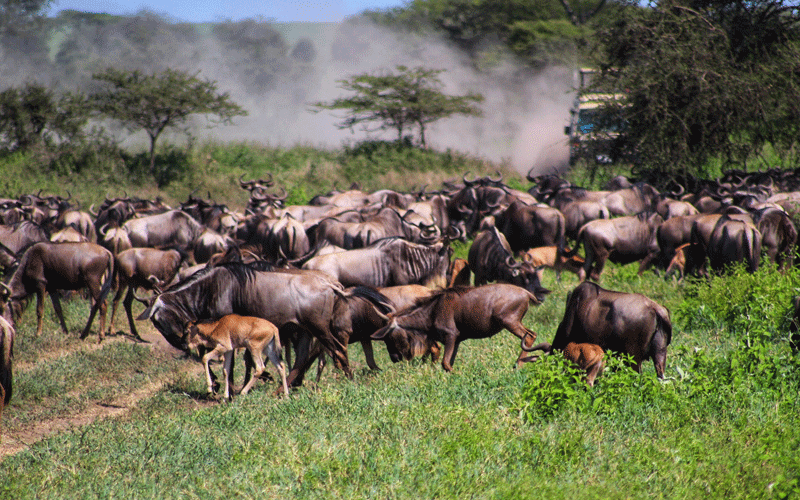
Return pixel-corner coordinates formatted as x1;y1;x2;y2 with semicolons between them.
638;213;705;275
524;281;672;378
570;212;664;282
468;226;551;303
135;262;393;388
751;207;797;268
689;214;762;276
561;199;611;240
497;200;566;254
5;242;115;340
371;284;541;372
111;247;187;340
302;237;452;289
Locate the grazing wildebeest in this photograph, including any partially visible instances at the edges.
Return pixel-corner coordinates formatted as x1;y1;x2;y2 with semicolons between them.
520;246;584;279
371;284;541;372
136;262;393;388
5;242;115;340
302;237;452;289
468;226;551;303
111;247;187;340
525;281;671;378
185;314;289;399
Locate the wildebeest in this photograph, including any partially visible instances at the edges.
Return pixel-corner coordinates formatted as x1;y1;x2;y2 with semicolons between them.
185;314;289;399
497;200;566;253
371;284;541;371
468;226;550;303
525;281;671;378
5;242;115;340
111;247;187;340
520;246;584;279
689;214;762;275
122;209;203;251
302;237;452;289
136;262;393;387
571;212;664;281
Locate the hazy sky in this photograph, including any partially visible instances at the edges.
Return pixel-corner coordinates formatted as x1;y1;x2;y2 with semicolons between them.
46;0;406;23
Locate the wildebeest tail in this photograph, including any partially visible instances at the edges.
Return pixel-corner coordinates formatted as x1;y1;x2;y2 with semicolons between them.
347;286;395;316
654;308;672;348
743;225;761;273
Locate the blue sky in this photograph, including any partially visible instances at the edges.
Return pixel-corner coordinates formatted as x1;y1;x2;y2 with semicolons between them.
45;0;406;23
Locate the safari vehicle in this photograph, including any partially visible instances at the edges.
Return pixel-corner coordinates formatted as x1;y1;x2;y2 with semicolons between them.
564;68;628;165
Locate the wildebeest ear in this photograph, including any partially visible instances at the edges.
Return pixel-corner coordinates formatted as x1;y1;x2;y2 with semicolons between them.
136;304;156;321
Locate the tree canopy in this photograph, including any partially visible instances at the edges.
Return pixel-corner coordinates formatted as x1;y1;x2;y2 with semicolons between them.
590;0;800;178
314;65;484;148
90;67;247;177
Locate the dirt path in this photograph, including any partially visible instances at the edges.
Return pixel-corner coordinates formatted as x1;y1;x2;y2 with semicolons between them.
0;326;209;459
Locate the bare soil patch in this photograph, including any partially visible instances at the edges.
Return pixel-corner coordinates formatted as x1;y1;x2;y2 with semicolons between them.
0;325;210;460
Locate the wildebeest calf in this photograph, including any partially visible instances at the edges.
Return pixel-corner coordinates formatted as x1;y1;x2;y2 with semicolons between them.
185;314;289;399
564;342;605;387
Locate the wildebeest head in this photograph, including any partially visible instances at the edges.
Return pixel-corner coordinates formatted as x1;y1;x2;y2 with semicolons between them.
371;317;433;363
136;296;190;350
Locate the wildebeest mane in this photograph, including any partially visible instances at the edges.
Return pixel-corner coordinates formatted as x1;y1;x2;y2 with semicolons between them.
348;285;394;315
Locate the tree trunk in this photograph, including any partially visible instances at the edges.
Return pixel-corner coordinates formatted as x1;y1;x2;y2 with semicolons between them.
148;133;158;178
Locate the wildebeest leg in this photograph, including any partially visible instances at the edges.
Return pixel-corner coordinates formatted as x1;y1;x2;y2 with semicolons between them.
49;292;70;336
35;290;46;337
441;335;460;372
122;288;143;340
239;348;264;396
197;346;221;393
110;282;127;335
266;341;290;397
80;283;106;342
284;330;318;390
361;340;380;371
221;350;235;399
201;347;225;395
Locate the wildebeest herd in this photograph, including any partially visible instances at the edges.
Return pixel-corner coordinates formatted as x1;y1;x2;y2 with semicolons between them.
1;167;800;424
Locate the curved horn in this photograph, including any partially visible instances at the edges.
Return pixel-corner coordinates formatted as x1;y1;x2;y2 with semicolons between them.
258;173;274;187
270;187;288;201
132;288;156;304
506;255;521;268
88;204;98;217
239;174;257;189
462;172;478;186
488;170;503;184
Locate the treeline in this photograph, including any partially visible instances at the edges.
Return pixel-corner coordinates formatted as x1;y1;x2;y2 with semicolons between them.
1;0;799;185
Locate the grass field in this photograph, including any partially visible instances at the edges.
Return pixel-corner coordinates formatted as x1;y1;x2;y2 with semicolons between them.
0;142;798;498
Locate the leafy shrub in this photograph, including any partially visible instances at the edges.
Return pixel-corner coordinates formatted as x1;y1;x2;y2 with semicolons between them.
675;261;800;345
518;352;667;423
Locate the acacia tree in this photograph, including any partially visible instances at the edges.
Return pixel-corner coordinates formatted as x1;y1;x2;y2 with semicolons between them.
314;65;483;148
90;67;247;176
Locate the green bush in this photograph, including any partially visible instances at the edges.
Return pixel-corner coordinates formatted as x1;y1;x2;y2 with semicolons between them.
675;261;800;346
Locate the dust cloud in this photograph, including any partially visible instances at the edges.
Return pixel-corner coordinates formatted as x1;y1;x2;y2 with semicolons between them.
10;13;576;175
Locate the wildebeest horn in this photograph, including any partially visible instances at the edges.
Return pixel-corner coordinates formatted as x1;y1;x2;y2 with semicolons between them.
132;288;155;304
270;187;288;201
463;173;478;186
88;204;97;216
506;255;520;268
488;170;503;184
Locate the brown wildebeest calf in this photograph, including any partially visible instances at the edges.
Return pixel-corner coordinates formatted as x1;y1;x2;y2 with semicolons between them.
564;342;605;387
520;246;584;279
186;314;289;399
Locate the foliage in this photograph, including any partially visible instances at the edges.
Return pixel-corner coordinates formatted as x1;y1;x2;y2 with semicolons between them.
590;0;800;179
313;65;484;148
675;261;800;345
90;67;247;181
0;83;89;152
